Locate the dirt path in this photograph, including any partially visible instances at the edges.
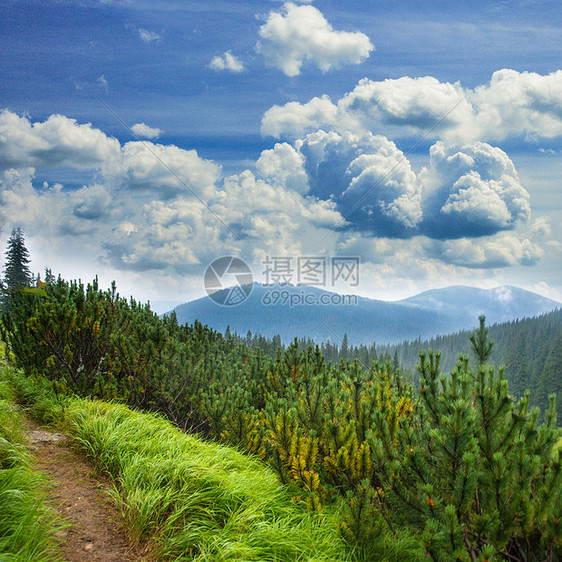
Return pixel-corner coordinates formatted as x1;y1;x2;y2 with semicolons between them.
27;422;148;562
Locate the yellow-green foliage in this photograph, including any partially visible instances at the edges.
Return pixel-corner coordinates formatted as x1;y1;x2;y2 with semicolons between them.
209;357;417;558
555;436;562;457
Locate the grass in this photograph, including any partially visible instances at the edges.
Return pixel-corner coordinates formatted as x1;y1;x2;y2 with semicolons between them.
61;400;350;561
0;370;63;562
4;368;350;561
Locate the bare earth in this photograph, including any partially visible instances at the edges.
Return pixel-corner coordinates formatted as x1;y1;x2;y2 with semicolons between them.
27;423;148;562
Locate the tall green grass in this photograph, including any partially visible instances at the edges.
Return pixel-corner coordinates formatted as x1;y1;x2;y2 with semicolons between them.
61;400;349;561
0;371;62;562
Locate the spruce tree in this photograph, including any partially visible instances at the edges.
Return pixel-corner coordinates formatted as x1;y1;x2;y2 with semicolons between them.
44;267;56;283
2;227;33;311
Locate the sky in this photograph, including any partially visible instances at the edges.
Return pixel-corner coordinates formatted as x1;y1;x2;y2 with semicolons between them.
1;0;561;311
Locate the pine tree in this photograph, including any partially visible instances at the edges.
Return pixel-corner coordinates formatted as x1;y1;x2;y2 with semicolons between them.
469;314;494;368
341;333;349;359
2;227;33;311
369;338;562;560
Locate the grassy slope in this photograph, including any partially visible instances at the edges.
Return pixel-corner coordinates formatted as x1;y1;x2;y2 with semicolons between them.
7;369;350;562
0;368;62;562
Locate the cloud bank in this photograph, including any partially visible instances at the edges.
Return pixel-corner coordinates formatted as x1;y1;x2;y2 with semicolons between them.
0;66;558;297
262;69;562;143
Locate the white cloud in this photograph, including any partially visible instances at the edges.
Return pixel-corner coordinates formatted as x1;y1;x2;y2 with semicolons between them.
260;70;562;144
338;76;474;140
71;184;113;221
257;2;373;76
420;142;531;238
256;142;308;193
110;141;221;200
262;95;338;137
138;28;161;43
0;169;116;239
209;51;245;73
257;126;535;241
435;234;543;269
131;122;161;139
0;110;218;201
297;130;422;236
214;169;342;250
104;198;228;273
335;234;500;298
530;282;562;303
0;108;557;299
471;69;562;142
0;110;121;170
0;110;344;278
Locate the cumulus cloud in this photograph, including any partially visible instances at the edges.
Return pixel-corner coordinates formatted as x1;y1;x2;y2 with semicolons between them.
256;127;534;242
214;169;342;253
104;199;228;273
471;69;562;141
252;130;536;244
297;130;422;237
256;142;308;193
261;95;338;138
131;122;161;139
0;108;555;292
209;51;245;73
0;110;345;278
0;110;120;170
338;76;474;139
420;142;531;239
0;110;218;201
0;169;115;239
109;141;220;200
433;234;543;269
103;168;343;274
261;69;562;144
257;2;373;76
71;184;113;220
335;234;491;296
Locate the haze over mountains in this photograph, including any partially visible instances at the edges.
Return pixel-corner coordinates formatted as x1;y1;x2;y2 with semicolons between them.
169;284;560;345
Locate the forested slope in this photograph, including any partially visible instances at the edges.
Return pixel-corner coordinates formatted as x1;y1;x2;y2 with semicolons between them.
229;309;562;423
2;277;561;561
383;309;562;419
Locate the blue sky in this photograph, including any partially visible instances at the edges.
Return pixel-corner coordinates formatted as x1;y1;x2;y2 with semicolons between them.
1;0;561;309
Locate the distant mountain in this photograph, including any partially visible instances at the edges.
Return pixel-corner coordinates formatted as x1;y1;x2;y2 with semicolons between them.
402;286;557;324
169;283;559;345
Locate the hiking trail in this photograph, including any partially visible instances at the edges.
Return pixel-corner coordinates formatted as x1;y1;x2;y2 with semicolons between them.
27;421;148;562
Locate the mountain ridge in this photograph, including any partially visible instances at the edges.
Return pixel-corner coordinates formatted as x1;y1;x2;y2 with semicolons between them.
168;283;559;345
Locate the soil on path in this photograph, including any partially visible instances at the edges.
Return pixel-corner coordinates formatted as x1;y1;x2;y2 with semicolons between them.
27;422;149;562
